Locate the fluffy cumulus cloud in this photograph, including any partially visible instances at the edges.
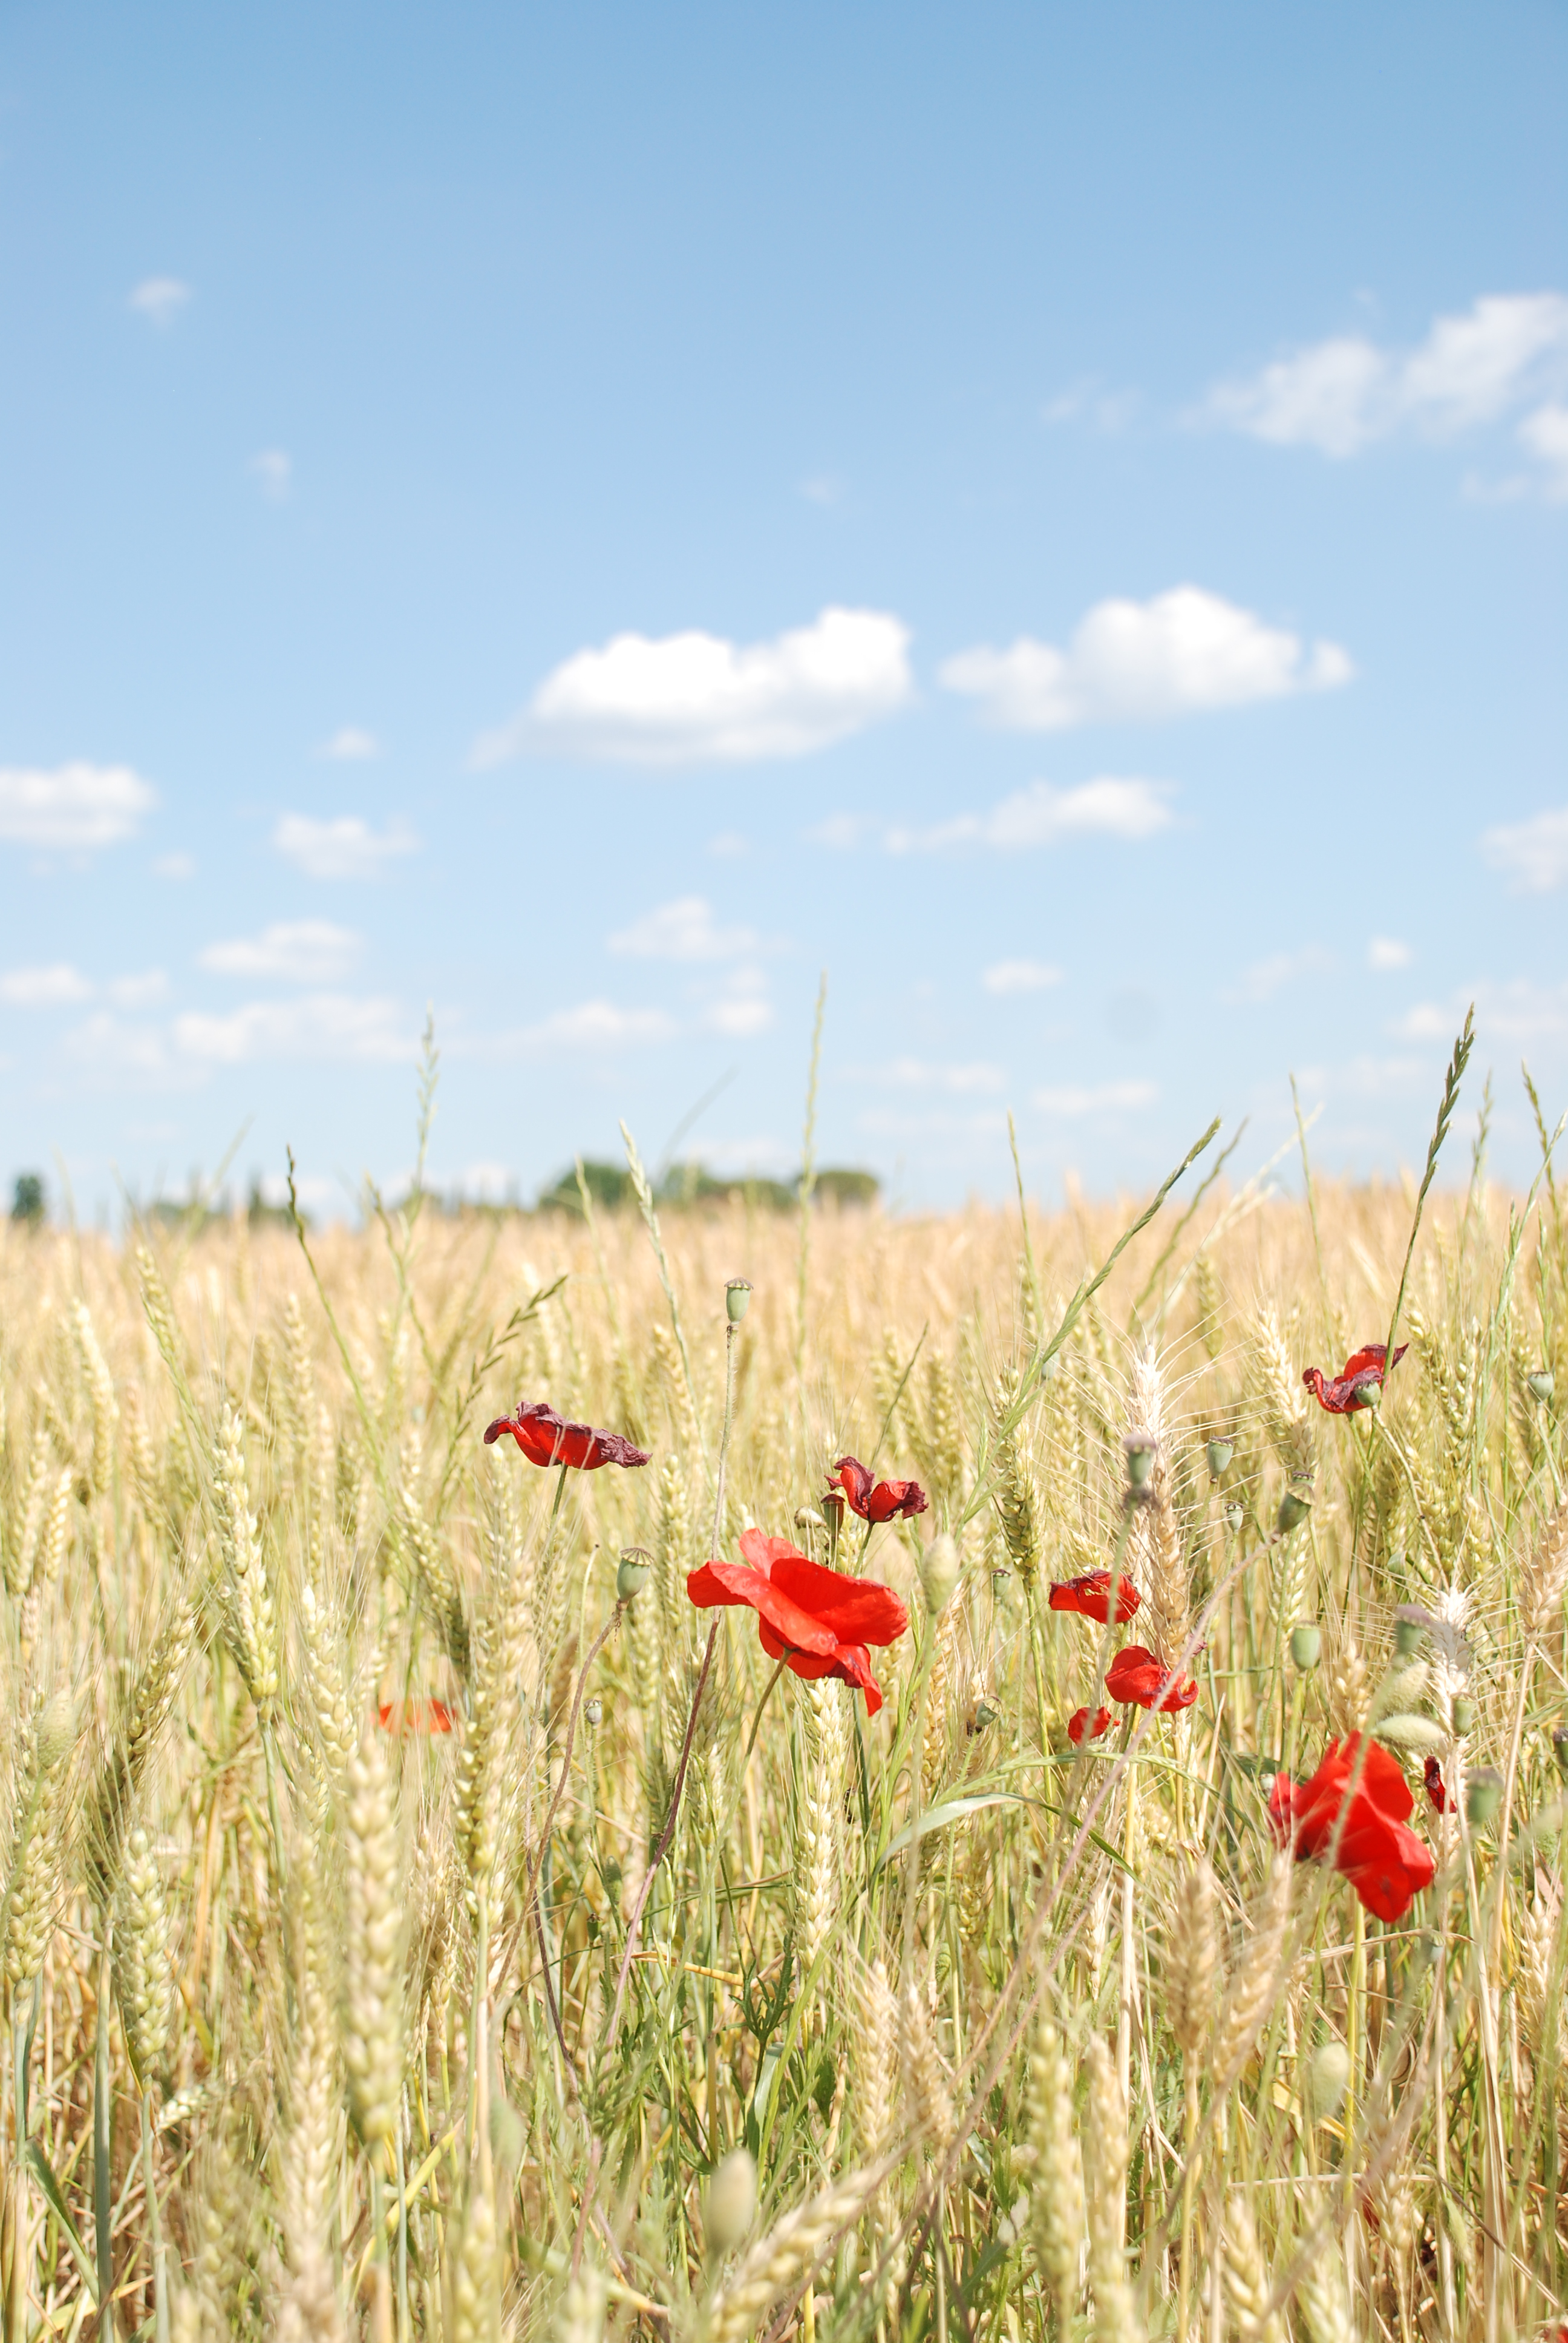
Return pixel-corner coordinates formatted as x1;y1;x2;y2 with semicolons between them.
0;764;157;851
940;588;1351;732
472;606;912;768
199;921;362;983
1368;937;1413;971
273;814;419;880
1206;292;1568;488
607;897;760;960
1517;404;1568;498
1034;1081;1158;1118
128;277;191;324
174;995;417;1066
982;959;1061;995
319;726;379;761
0;963;94;1006
1480;807;1568;894
887;776;1175;855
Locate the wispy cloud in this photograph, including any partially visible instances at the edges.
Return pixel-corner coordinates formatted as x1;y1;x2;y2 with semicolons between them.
607;896;760;960
1368;937;1413;971
1481;806;1568;894
1034;1080;1158;1118
887;776;1175;855
982;958;1062;995
0;963;94;1006
475;1001;680;1054
1390;980;1568;1047
199;920;362;983
1222;945;1333;1005
854;1057;1007;1096
174;994;417;1066
107;972;169;1009
940;587;1351;732
128;277;191;325
273;814;419;880
472;606;912;768
1205;293;1568;491
249;449;292;501
319;726;379;761
0;764;158;852
154;852;195;880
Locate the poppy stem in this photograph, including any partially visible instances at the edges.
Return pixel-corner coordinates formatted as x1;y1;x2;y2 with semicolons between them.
741;1655;791;1775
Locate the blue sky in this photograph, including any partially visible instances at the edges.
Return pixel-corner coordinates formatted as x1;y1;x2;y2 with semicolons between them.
2;1;1566;1221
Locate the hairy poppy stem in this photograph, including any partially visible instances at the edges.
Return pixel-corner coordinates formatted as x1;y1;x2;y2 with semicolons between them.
742;1655;791;1774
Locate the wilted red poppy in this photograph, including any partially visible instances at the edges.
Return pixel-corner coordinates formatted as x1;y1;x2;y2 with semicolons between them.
1105;1644;1199;1713
1423;1755;1448;1814
1068;1704;1114;1745
484;1400;650;1472
1268;1734;1434;1922
687;1528;909;1715
378;1699;456;1735
1049;1572;1142;1626
831;1457;929;1524
1301;1343;1408;1416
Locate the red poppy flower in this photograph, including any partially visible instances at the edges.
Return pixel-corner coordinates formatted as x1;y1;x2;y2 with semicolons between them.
378;1699;456;1735
1268;1734;1435;1922
484;1400;650;1472
1105;1644;1200;1713
1049;1572;1142;1626
1301;1343;1408;1416
1423;1755;1448;1814
1068;1704;1114;1745
831;1457;929;1524
687;1528;909;1715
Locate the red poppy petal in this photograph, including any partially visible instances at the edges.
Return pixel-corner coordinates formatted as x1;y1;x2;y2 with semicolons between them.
865;1477;929;1522
833;1458;875;1518
687;1561;759;1609
769;1554;909;1647
690;1556;843;1656
1423;1756;1448;1813
1068;1705;1114;1745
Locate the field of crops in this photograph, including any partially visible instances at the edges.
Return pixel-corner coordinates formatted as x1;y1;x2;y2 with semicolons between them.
1;1041;1566;2342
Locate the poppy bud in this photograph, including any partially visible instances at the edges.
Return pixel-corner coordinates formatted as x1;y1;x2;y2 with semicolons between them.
1451;1696;1474;1738
1125;1434;1157;1492
617;1550;650;1601
705;2147;758;2259
1278;1483;1313;1535
1290;1624;1322;1672
1466;1768;1503;1828
1355;1378;1381;1409
1304;2041;1350;2122
920;1534;962;1617
1225;1500;1244;1534
973;1697;1000;1731
1206;1437;1233;1480
584;1695;603;1731
1393;1616;1425;1659
822;1487;845;1529
1553;1726;1568;1783
725;1279;753;1325
1527;1368;1555;1403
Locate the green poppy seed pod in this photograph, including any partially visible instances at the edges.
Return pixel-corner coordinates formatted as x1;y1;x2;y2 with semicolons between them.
1355;1378;1381;1409
1394;1616;1425;1659
1290;1624;1322;1673
1225;1500;1244;1534
1125;1434;1156;1492
1451;1696;1474;1738
1553;1725;1568;1783
725;1279;753;1325
705;2146;758;2259
973;1697;1000;1731
616;1550;650;1601
991;1567;1017;1611
1278;1483;1313;1535
1527;1368;1555;1404
1466;1768;1503;1828
584;1695;603;1731
920;1533;961;1617
1206;1437;1234;1480
1304;2040;1350;2122
822;1486;845;1529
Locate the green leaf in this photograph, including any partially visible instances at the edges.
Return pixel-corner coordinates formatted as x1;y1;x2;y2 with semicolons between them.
878;1791;1031;1866
25;2139;99;2304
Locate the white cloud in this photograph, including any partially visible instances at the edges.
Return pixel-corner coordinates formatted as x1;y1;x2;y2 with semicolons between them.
708;830;750;858
1517;403;1568;499
250;449;292;500
1207;292;1568;458
0;764;157;851
0;963;94;1006
804;812;871;850
1034;1080;1158;1118
1391;981;1568;1047
129;277;191;325
1368;937;1413;971
858;1057;1007;1096
273;813;419;880
319;726;379;761
607;896;760;961
887;776;1175;855
64;1014;183;1086
983;958;1061;995
174;994;416;1066
1480;807;1568;894
1222;945;1333;1005
472;605;912;768
107;971;169;1009
705;994;773;1038
497;1001;680;1053
941;586;1351;732
200;920;362;983
154;851;195;880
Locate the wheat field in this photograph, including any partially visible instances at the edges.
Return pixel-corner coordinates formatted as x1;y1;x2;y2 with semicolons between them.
1;1041;1566;2343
